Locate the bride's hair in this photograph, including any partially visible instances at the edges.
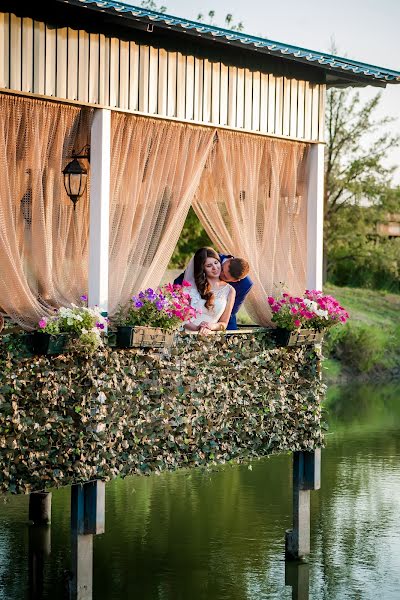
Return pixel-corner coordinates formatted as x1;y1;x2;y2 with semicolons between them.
193;247;220;310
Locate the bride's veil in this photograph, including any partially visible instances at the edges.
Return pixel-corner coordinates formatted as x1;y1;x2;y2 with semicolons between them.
183;256;196;287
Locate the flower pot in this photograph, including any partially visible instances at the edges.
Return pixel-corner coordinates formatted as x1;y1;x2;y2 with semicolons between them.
116;326;174;349
271;328;324;347
30;332;70;355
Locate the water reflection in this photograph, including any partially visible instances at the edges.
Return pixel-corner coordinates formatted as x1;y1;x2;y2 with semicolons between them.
285;561;309;600
0;383;400;599
28;524;51;599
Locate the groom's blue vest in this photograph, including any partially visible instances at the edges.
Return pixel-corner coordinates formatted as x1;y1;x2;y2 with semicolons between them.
174;254;253;330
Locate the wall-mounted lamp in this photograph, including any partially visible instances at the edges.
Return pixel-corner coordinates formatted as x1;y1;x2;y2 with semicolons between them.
63;145;90;210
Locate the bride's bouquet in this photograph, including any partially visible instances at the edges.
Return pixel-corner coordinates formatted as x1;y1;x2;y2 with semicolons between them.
115;282;198;331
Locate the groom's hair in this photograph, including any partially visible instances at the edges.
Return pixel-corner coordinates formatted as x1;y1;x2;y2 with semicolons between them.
228;258;250;280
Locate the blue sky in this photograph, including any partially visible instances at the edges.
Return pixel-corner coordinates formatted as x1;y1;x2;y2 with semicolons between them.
138;0;400;181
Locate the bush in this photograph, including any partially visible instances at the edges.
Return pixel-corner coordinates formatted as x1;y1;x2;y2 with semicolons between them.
330;323;386;373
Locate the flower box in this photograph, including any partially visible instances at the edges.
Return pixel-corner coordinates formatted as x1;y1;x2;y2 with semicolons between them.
116;325;174;349
271;328;324;347
30;332;71;355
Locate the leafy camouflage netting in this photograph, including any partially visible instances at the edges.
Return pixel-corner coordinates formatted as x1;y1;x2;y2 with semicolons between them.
0;331;325;494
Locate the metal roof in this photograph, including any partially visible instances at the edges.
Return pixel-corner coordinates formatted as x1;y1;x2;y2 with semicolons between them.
59;0;400;87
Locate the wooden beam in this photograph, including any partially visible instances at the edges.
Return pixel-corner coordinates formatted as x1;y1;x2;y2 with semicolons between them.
88;108;111;315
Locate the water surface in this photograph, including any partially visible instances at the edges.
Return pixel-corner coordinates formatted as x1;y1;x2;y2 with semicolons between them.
1;383;399;599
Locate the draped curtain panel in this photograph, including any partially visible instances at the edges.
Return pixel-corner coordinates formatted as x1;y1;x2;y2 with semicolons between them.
193;130;310;326
0;94;92;328
108;114;214;313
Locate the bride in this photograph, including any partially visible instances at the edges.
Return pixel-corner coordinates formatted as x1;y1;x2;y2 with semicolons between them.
183;247;236;335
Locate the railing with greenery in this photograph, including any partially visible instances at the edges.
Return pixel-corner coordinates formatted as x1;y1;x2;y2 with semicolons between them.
0;330;325;494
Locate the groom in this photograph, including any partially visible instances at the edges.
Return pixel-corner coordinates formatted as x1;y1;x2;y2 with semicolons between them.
174;253;253;330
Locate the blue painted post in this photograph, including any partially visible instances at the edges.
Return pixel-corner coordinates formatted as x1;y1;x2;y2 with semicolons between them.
84;480;105;535
69;481;105;600
285;449;321;561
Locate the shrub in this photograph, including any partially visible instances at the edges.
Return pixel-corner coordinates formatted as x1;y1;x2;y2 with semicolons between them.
332;323;386;373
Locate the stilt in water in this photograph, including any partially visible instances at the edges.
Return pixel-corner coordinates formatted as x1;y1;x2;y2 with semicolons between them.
69;480;105;600
285;449;321;561
29;491;52;525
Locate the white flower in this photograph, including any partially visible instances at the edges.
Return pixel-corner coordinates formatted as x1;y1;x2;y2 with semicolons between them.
304;299;318;312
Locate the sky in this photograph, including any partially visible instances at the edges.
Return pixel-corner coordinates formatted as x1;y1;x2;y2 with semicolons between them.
136;0;400;183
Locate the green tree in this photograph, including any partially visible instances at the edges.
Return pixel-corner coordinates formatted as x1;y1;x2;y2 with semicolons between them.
325;85;400;289
140;0;167;12
169;207;212;268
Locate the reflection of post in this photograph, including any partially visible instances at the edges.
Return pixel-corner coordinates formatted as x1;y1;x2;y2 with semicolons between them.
285;449;321;560
285;560;310;600
69;481;105;600
28;524;51;600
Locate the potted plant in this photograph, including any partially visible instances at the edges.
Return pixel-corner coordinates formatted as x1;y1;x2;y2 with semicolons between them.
267;289;349;347
32;295;108;355
114;282;198;348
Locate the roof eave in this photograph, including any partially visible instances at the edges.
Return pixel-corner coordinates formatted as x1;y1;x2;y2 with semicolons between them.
47;0;400;88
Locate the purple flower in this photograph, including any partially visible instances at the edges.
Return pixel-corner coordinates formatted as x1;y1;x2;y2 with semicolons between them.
135;301;143;308
38;318;47;329
96;322;105;330
80;295;88;302
155;301;164;310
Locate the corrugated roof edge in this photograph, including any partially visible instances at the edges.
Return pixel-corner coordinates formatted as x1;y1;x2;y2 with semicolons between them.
64;0;400;85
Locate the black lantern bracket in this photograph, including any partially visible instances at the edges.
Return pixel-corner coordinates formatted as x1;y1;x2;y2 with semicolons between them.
71;144;91;162
63;145;91;210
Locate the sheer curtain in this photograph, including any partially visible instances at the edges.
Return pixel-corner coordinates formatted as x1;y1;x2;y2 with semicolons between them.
193;130;309;325
0;94;92;328
108;114;214;313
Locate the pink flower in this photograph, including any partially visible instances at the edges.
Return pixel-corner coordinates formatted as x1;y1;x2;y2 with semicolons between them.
267;296;275;305
182;280;191;287
38;318;47;329
294;319;301;328
290;307;298;315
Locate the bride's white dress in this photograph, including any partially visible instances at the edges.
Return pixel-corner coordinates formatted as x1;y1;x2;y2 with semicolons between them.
187;284;233;327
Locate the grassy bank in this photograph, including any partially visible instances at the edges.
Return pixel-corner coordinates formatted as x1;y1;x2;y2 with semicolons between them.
322;284;400;383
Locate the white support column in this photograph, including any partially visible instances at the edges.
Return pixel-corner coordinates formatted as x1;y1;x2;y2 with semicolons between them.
88;109;111;313
306;143;324;291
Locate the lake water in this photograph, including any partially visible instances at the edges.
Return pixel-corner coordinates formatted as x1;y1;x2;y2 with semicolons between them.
1;383;400;599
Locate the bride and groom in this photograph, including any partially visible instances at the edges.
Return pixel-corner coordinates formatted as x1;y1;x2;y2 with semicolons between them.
174;248;253;334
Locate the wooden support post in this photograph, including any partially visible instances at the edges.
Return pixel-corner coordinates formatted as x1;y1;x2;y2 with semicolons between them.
29;491;52;525
285;560;310;600
307;143;324;290
84;480;105;535
285;449;321;561
69;481;105;600
89;108;111;315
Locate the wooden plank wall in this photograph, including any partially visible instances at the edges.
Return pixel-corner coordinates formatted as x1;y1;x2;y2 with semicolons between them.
0;13;325;141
